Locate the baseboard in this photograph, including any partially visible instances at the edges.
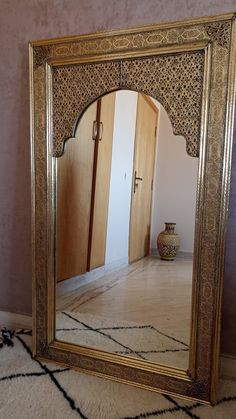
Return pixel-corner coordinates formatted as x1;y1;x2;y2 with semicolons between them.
57;257;128;296
150;248;193;259
104;257;129;272
221;355;236;380
0;310;32;330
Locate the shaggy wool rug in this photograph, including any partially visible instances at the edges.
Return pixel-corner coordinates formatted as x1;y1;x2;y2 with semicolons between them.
0;329;236;419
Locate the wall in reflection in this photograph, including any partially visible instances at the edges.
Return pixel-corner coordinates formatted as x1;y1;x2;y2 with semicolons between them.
151;105;198;253
105;91;137;265
55;90;198;370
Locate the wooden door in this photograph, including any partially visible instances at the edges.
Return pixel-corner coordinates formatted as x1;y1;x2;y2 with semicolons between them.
129;94;158;263
88;92;116;270
56;101;97;282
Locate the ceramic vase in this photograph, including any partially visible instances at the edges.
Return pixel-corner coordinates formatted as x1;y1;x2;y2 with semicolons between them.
157;222;180;261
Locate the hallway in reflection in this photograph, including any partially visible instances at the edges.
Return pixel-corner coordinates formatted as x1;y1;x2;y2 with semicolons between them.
56;255;192;369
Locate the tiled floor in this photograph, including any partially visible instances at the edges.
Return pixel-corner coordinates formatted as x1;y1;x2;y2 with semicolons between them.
56;256;193;369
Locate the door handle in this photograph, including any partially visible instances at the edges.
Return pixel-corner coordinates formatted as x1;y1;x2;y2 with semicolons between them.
92;120;98;140
134;170;143;194
92;121;103;141
98;122;103;141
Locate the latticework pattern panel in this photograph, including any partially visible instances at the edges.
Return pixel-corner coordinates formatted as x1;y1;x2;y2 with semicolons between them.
52;61;120;156
52;51;204;157
122;52;204;157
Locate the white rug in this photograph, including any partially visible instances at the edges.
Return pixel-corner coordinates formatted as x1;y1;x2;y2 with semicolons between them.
0;330;236;418
56;311;189;369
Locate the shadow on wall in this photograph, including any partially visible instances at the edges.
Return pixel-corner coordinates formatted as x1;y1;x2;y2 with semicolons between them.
0;44;32;315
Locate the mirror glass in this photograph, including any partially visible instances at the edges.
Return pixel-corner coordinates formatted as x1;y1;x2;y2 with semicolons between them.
55;90;198;370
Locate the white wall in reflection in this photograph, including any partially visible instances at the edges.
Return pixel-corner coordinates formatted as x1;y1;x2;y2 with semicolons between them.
151;105;198;253
105;91;138;265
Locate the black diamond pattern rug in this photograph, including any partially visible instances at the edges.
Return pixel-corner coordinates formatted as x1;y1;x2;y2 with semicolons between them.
0;329;236;418
56;311;189;368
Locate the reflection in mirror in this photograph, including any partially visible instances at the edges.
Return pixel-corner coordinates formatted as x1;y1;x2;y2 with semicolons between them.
55;90;198;370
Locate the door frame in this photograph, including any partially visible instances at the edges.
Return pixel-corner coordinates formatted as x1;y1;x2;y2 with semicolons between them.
129;93;159;263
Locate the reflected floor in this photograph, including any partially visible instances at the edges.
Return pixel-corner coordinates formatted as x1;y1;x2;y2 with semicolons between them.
56;256;193;370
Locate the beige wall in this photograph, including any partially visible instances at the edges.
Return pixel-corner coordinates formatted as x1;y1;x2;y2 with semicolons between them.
0;0;236;355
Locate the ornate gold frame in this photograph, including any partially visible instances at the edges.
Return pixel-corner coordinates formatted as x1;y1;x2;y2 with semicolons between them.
29;13;236;404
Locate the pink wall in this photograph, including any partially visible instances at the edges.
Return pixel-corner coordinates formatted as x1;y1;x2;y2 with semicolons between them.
0;0;235;354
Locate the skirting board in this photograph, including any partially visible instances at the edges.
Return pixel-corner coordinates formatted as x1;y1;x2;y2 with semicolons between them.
0;310;32;330
221;355;236;381
150;248;194;259
1;310;235;380
57;257;128;296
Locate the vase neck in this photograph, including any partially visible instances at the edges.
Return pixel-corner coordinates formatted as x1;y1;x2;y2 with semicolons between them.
165;223;176;232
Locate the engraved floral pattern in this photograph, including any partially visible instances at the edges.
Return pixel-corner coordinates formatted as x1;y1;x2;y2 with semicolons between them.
31;17;234;402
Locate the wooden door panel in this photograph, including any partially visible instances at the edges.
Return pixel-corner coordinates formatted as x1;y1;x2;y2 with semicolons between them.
89;93;116;270
129;94;158;263
56;101;97;281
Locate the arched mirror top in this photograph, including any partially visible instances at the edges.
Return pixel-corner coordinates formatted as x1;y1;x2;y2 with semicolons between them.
30;13;236;404
52;52;204;158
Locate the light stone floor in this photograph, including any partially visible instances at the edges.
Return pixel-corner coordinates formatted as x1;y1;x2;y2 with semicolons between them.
56;256;193;369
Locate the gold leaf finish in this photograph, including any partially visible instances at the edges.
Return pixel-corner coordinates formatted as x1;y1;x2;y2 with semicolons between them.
30;14;236;404
52;51;204;157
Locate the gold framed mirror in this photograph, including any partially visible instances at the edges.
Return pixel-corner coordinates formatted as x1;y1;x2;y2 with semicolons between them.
30;13;236;404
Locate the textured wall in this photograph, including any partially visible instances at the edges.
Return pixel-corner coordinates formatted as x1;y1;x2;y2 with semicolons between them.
0;0;235;354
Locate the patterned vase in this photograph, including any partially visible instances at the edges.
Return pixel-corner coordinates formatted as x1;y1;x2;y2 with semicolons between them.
157;222;180;261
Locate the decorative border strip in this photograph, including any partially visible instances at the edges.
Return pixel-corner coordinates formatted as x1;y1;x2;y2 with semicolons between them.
29;13;236;404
